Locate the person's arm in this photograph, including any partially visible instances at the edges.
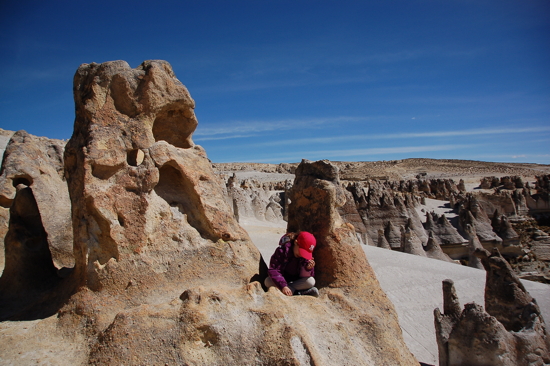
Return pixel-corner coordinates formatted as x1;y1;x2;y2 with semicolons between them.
267;243;290;290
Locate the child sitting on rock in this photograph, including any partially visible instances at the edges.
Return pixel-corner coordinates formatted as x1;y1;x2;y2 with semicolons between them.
264;231;319;297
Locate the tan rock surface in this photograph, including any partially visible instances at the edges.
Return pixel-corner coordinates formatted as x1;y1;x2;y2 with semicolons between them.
0;130;72;274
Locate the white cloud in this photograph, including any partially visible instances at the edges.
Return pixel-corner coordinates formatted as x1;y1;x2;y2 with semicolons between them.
194;116;367;138
247;125;550;147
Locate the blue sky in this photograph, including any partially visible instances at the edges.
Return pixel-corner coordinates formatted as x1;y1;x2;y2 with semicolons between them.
1;1;549;164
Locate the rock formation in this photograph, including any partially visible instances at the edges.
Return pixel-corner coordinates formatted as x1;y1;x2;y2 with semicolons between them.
0;60;419;365
0;131;73;273
0;183;74;319
459;194;503;247
401;227;427;257
286;159;417;364
434;248;550;366
425;231;454;262
0;129;16;253
63;60;251;294
465;224;485;270
224;174;287;224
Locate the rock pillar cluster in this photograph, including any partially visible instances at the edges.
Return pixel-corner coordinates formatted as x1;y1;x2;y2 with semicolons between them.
434;248;550;366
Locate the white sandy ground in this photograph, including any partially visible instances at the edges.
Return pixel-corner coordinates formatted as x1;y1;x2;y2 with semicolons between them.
242;218;550;366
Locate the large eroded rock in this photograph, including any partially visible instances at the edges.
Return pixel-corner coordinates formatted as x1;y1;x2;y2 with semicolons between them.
0;61;420;365
63;60;251;293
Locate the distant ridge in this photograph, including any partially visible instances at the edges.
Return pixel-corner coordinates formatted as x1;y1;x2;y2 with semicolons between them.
214;158;550;181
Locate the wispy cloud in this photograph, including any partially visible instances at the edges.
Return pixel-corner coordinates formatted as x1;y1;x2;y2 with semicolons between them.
250;126;550;147
194;116;367;140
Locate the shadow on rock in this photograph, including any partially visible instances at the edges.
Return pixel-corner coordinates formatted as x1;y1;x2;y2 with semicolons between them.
0;185;77;321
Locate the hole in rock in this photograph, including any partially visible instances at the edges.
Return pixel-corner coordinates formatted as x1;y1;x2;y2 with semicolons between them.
127;149;145;166
117;214;125;227
152;105;196;149
155;164;215;240
0;186;73;321
12;176;32;188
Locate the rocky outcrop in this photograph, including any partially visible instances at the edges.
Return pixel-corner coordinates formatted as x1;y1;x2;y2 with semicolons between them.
424;212;467;246
492;212;520;247
63;60;251;294
465;224;485;270
401;227;427;257
286;159;418;364
0;184;74;319
434;249;550;366
0;128;16;272
1;60;420;365
0;131;73;272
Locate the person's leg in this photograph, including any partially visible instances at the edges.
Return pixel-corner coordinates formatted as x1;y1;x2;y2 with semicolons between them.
264;276;277;289
287;277;315;294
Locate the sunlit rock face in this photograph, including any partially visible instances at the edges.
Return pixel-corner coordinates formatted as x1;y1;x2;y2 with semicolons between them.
64;60;253;292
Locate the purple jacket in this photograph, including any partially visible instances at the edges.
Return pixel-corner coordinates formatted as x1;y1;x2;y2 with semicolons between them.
267;234;315;289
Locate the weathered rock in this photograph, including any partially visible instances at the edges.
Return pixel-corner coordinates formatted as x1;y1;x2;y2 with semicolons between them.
377;228;391;249
402;227;426;257
384;220;403;249
337;188;369;244
459;194;503;248
0;128;16;272
424;212;468;260
465;224;485;270
433;279;462;366
0;184;75;320
0;61;421;365
0;130;73;271
286;159;418;364
435;248;550;366
224;174;287;224
63;60;252;293
492;212;520;248
425;231;454;262
475;248;546;332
